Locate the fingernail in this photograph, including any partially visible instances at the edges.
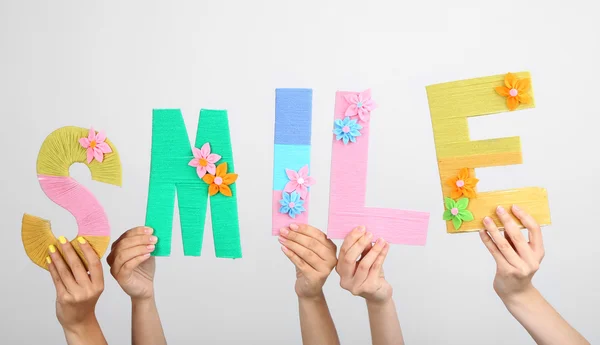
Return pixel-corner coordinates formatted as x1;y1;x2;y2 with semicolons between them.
496;206;506;215
147;245;155;251
376;238;385;245
46;256;51;264
143;253;151;258
150;236;158;243
144;227;154;234
77;236;86;244
280;228;289;236
512;204;520;211
289;223;299;231
483;217;492;225
366;232;373;239
358;226;366;233
281;246;289;252
58;236;67;244
278;236;286;244
49;244;56;253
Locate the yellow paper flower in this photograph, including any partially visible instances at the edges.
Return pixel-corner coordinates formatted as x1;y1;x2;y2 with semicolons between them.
495;73;532;111
446;168;479;199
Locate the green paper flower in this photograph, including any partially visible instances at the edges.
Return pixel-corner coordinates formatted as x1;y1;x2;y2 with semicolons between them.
443;197;474;230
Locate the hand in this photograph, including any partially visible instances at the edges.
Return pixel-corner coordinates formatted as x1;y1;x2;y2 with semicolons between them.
279;224;338;299
479;205;545;301
47;236;104;335
107;227;157;301
336;227;392;304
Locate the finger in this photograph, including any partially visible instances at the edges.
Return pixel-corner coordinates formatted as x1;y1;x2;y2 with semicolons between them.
358;244;372;262
496;206;535;263
117;253;152;281
511;205;544;255
483;216;525;268
58;236;91;285
280;227;332;261
365;242;390;282
345;232;374;264
48;243;78;291
281;245;317;275
354;238;386;284
107;234;158;266
289;224;336;250
339;226;367;258
479;230;510;267
111;227;153;250
279;236;325;271
47;256;67;296
111;244;156;279
76;237;104;284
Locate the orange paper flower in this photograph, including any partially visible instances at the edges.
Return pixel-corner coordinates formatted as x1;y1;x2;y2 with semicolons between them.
495;73;532;111
202;162;238;197
446;168;479;199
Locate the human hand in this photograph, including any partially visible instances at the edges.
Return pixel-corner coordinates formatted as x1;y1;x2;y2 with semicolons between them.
47;236;105;338
479;205;545;301
336;227;392;304
107;226;157;302
279;224;338;299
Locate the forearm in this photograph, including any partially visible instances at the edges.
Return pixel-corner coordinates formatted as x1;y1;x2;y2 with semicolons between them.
502;287;589;345
298;292;340;345
366;297;404;345
132;297;167;345
63;315;108;345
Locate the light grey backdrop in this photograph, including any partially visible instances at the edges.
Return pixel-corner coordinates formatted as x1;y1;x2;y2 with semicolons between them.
1;0;598;344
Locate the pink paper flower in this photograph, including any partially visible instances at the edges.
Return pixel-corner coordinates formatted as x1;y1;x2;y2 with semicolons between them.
344;89;377;123
284;165;315;200
78;127;113;164
188;143;222;178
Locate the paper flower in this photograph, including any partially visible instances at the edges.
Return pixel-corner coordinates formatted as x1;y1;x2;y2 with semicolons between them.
279;191;306;218
446;168;479;199
284;165;315;200
202;162;238;197
443;197;474;230
494;73;532;111
189;143;221;178
78;127;113;164
344;89;376;123
333;117;363;145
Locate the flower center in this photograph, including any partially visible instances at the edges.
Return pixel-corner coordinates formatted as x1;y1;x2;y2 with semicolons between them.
451;208;459;216
90;140;97;149
342;126;350;133
214;176;223;185
456;180;465;188
297;177;305;185
357;101;363;108
288;202;296;208
199;158;208;167
509;88;518;97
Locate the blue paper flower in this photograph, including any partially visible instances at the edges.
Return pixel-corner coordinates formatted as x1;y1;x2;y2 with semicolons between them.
333;116;363;144
279;191;306;218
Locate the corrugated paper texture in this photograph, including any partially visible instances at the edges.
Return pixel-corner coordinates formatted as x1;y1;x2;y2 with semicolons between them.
426;72;551;233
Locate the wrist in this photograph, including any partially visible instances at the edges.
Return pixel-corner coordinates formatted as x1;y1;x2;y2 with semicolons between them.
499;285;540;309
63;314;100;338
298;290;326;303
366;295;394;309
132;295;156;309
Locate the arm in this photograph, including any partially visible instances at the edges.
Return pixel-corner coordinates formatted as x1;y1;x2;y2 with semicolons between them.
107;227;167;345
47;236;108;345
480;205;589;345
279;223;340;345
337;227;404;345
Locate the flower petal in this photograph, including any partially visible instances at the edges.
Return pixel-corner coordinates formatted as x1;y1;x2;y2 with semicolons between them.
188;159;199;167
362;99;377;111
202;173;214;184
359;89;372;102
303;176;316;186
206;163;216;175
515;78;531;92
446;177;458;188
297;185;308;199
79;137;90;148
334;119;344;127
285;168;299;181
507;97;519;111
95;130;107;143
196;166;207;178
343;94;359;104
462;187;477;198
223;173;238;185
345;104;359;117
280;198;289;206
450;190;463;199
208;184;219;196
86;148;94;164
343;136;349;145
93;148;104;163
443;210;454;221
216;162;228;177
458;168;470;180
207;153;221;164
88;128;96;141
284;181;298;193
200;143;211;158
452;217;463;230
96;142;112;154
288;209;297;219
290;192;300;203
495;86;510;97
458;209;474;222
298;165;309;178
517;93;532;104
358;108;370;123
283;192;290;203
350;129;361;137
505;73;517;89
296;205;306;213
219;184;232;197
280;205;290;213
444;197;456;210
333;128;343;136
192;147;202;159
456;198;469;209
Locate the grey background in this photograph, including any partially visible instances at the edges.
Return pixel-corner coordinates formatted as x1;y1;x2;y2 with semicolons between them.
1;0;598;344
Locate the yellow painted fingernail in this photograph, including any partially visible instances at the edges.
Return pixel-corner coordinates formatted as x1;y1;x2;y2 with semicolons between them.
46;256;51;264
58;236;67;244
77;237;86;244
49;244;56;253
